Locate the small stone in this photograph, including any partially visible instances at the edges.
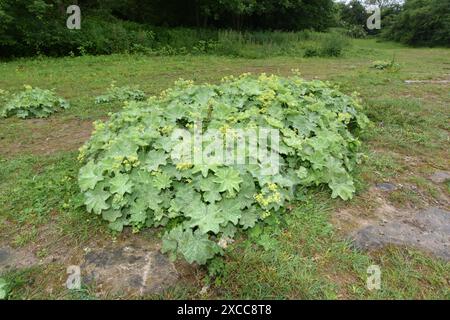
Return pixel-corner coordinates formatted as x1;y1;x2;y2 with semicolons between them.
218;237;234;249
375;183;397;192
0;248;10;264
405;80;450;84
200;285;210;295
0;246;37;273
429;171;450;184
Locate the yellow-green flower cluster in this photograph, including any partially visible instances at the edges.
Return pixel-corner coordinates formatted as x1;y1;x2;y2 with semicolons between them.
123;156;139;171
254;184;282;208
176;162;193;171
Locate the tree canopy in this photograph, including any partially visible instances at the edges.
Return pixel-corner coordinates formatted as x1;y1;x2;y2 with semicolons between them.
383;0;450;46
0;0;448;57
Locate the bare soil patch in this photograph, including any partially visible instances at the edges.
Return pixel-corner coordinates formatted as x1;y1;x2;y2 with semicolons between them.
0;118;94;158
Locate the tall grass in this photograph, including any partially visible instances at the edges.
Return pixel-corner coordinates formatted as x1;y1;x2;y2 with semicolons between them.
147;28;351;58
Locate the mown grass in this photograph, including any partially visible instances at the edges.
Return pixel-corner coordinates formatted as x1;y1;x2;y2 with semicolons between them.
0;153;106;249
0;38;449;299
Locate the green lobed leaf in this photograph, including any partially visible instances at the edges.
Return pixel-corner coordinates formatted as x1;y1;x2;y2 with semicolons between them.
78;74;369;265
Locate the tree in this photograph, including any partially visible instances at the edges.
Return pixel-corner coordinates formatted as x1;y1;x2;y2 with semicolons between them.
363;0;403;10
0;0;338;57
384;0;450;46
339;0;368;27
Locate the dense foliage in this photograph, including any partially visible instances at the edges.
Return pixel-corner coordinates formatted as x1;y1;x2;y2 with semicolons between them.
0;0;155;57
0;0;447;56
0;86;69;119
383;0;450;47
78;74;369;264
336;0;403;38
0;0;335;57
338;0;369;29
303;33;349;57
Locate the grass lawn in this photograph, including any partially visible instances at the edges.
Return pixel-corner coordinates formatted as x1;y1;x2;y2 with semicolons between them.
0;38;449;299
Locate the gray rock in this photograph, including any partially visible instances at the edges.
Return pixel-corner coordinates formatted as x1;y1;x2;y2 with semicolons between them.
429;171;450;184
0;246;38;273
82;245;179;296
0;248;10;264
405;80;450;84
375;183;397;192
351;207;450;261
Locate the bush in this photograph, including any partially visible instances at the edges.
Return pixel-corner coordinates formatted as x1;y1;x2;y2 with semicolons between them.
344;24;368;39
0;86;69;119
371;59;400;71
72;17;155;56
151;28;217;50
302;33;349;58
77;74;369;265
303;47;320;57
0;3;156;58
319;34;347;57
95;84;146;104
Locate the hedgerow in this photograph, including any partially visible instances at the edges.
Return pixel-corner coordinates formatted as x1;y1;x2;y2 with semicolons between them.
78;73;369;265
0;86;69;119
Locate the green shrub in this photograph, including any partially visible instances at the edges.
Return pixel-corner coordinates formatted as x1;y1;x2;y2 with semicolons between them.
0;4;156;57
192;40;219;54
371;59;400;71
0;86;69;119
67;17;155;56
319;34;348;57
302;34;349;58
77;74;369;265
152;27;218;50
95;84;146;104
304;47;320;57
344;24;368;39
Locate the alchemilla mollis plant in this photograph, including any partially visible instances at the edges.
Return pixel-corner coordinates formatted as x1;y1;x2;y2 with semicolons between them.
0;86;69;119
78;73;369;265
95;83;146;104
